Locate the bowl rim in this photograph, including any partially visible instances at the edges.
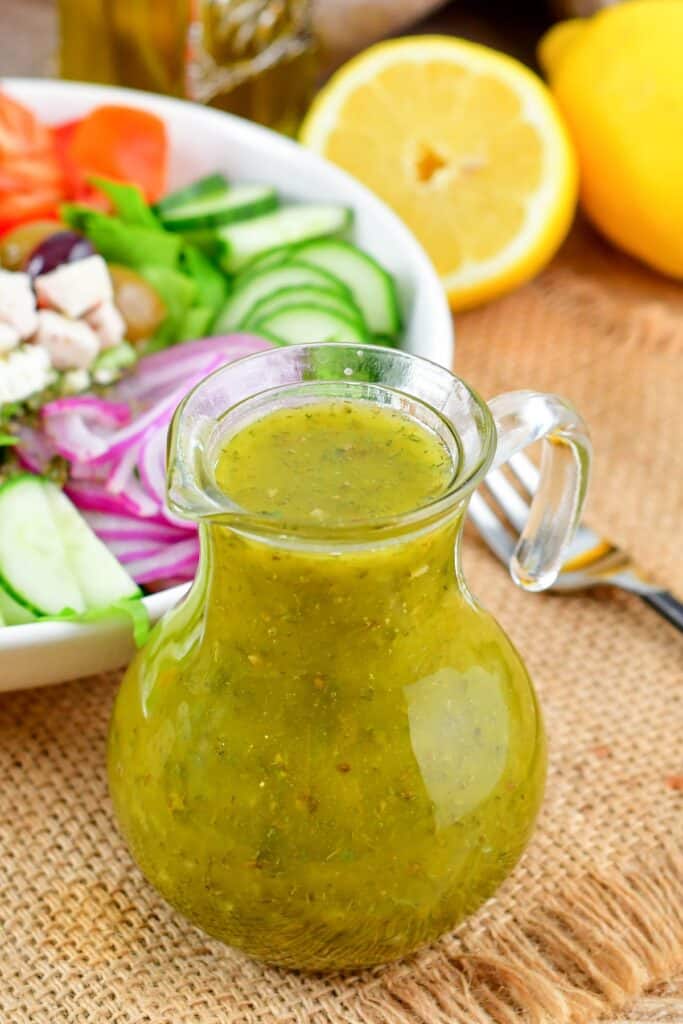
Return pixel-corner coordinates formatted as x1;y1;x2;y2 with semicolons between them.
0;76;454;667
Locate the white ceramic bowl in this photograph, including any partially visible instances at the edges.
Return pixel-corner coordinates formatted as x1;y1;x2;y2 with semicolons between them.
0;78;454;692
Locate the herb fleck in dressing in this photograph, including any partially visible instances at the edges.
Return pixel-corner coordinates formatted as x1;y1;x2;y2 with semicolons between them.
214;400;455;524
108;399;545;971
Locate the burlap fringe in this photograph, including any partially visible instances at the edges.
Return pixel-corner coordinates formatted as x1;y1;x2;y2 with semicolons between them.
345;848;683;1024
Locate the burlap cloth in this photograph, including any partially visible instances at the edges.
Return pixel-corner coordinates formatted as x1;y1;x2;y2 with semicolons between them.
1;218;682;1023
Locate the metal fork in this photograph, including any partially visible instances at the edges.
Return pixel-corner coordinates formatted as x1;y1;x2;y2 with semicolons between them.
469;452;683;632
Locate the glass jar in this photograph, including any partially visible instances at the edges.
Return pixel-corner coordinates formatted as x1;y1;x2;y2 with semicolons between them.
108;343;591;970
58;0;317;135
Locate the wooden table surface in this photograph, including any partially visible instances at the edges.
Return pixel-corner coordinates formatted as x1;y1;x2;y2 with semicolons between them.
1;1;682;1021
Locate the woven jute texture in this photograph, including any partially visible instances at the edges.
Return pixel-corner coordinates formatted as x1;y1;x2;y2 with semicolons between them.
1;219;682;1024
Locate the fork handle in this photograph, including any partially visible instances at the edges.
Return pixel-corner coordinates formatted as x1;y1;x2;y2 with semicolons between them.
641;591;683;633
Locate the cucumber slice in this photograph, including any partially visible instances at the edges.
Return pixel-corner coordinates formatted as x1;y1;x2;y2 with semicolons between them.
217;205;353;273
240;245;294;275
239;239;402;336
0;581;36;625
177;305;214;341
250;305;369;346
243;285;364;330
215;261;352;332
160;184;278;231
0;475;84;615
154;173;229;216
295;239;402;336
44;485;139;608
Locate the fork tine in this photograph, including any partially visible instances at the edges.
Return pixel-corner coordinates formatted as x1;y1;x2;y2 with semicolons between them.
507;451;540;497
468;491;518;565
470;486;628;593
507;450;601;560
472;452;659;601
480;469;530;532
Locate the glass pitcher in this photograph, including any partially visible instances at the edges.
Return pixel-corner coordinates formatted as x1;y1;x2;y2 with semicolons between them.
108;344;591;971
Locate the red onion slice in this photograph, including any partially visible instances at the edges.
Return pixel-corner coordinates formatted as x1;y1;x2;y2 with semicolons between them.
15;333;273;593
126;536;200;585
83;511;187;543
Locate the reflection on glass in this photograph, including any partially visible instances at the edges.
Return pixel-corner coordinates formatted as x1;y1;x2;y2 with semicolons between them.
406;666;509;829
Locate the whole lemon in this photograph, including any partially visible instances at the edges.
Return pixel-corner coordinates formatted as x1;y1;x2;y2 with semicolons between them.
540;1;683;278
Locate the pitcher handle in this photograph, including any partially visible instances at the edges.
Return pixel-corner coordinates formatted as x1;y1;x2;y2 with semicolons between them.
486;390;592;592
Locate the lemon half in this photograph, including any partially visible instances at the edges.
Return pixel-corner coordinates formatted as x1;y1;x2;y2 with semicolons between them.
301;36;578;310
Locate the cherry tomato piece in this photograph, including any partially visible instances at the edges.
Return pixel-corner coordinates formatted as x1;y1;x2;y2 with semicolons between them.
66;106;168;203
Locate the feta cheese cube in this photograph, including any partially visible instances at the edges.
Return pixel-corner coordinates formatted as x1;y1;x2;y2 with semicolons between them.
86;300;126;350
0;345;55;407
35;310;100;371
62;368;92;395
0;322;21;355
0;269;38;340
35;255;113;319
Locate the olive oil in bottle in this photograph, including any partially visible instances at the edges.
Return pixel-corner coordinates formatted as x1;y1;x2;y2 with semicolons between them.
58;0;317;136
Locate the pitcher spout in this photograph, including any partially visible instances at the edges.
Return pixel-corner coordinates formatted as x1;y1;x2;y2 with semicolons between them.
166;378;228;523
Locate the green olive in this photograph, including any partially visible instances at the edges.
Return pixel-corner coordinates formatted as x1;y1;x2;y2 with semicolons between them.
109;264;167;343
0;221;64;271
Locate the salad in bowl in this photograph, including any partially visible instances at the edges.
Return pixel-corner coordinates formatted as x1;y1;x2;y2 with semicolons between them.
0;79;453;689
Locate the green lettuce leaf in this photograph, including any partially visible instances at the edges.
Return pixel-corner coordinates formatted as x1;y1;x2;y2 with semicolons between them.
177;305;214;342
180;244;228;319
61;205;181;269
137;266;197;350
47;595;150;647
89;176;160;229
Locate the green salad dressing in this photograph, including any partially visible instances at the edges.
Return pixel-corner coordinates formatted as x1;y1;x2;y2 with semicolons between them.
109;399;546;970
215;400;456;523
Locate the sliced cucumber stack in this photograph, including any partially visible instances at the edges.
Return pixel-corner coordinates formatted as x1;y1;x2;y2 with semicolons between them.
233;239;402;341
216;204;353;273
0;475;139;621
241;247;293;276
154;173;229;217
295;239;402;337
251;306;369;346
150;171;406;349
216;261;352;332
160;183;278;231
243;285;363;330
